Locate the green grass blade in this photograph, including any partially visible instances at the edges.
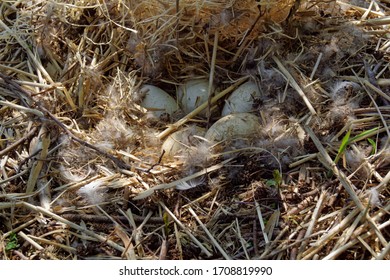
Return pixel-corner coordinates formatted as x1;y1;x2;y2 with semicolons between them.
367;138;377;155
349;127;379;143
334;128;351;164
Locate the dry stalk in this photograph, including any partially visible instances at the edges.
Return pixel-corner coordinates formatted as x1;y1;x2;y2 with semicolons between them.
333;205;369;250
272;56;317;115
258;231;326;260
0;73;138;172
255;200;269;245
20;202;125;253
297;190;326;259
0;127;37;157
28;235;77;253
0;19;54;84
159;201;212;258
134;158;233;200
235;218;250;260
26;125;50;194
301;207;360;260
304;125;387;246
206;30;219;123
357;236;380;259
265;209;280;242
2;218;37;239
258;225;290;259
377;239;390;260
323;219;390;260
0;101;44;118
1;0;389;261
188;207;231;260
174;223;183;260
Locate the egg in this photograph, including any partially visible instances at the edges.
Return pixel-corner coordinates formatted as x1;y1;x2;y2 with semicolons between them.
221;80;261;117
205;113;262;142
140;85;178;118
177;79;214;116
161;126;206;159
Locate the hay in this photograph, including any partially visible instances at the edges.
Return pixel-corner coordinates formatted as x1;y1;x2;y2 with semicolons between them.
0;0;389;260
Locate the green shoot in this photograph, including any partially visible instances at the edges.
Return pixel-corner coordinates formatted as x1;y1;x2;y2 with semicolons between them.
367;138;377;155
5;232;19;251
334;127;379;164
266;170;282;187
163;212;170;236
334;128;351;164
348;127;379;143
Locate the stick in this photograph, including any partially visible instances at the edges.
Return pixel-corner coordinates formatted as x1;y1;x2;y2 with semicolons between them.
159;202;212;257
272;56;317;115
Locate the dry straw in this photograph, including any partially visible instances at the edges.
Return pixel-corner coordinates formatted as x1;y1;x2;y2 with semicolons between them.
0;0;389;260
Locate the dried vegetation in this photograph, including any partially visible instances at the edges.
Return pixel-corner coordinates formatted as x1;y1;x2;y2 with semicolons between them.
0;0;389;260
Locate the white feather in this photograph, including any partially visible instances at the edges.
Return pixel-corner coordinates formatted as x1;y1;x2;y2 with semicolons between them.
77;180;106;205
176;177;205;190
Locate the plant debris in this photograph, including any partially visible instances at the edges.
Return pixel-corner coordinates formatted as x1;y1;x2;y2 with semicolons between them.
0;0;389;260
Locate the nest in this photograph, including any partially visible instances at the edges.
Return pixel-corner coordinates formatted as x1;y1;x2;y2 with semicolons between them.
0;0;389;260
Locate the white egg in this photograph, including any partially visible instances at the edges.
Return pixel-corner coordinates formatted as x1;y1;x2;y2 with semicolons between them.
221;80;261;117
140;85;178;118
205;113;262;142
177;79;214;116
161;126;206;159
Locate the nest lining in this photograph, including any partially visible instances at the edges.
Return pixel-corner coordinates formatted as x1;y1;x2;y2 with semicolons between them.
0;0;390;260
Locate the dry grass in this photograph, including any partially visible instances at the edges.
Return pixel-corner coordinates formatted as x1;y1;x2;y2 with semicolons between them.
0;0;389;260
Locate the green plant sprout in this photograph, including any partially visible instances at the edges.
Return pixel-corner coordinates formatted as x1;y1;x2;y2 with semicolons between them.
334;127;379;164
334;128;351;164
5;232;19;251
266;169;282;187
367;138;377;155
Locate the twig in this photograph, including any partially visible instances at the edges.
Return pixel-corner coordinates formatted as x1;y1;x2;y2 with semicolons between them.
159;202;212;258
61;213;163;225
377;239;390;260
18;231;44;251
0;100;44;117
333;205;368;250
255;200;269;244
310;52;323;80
301;208;360;260
206;30;218;125
323;219;390;260
188;207;231;260
20;202;125;253
272;56;316;115
258;226;289;259
28;235;77;253
26;126;50;194
258;231;326;260
235;218;250;260
297;190;326;259
304;125;363;210
0;127;37;157
133;158;234;200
